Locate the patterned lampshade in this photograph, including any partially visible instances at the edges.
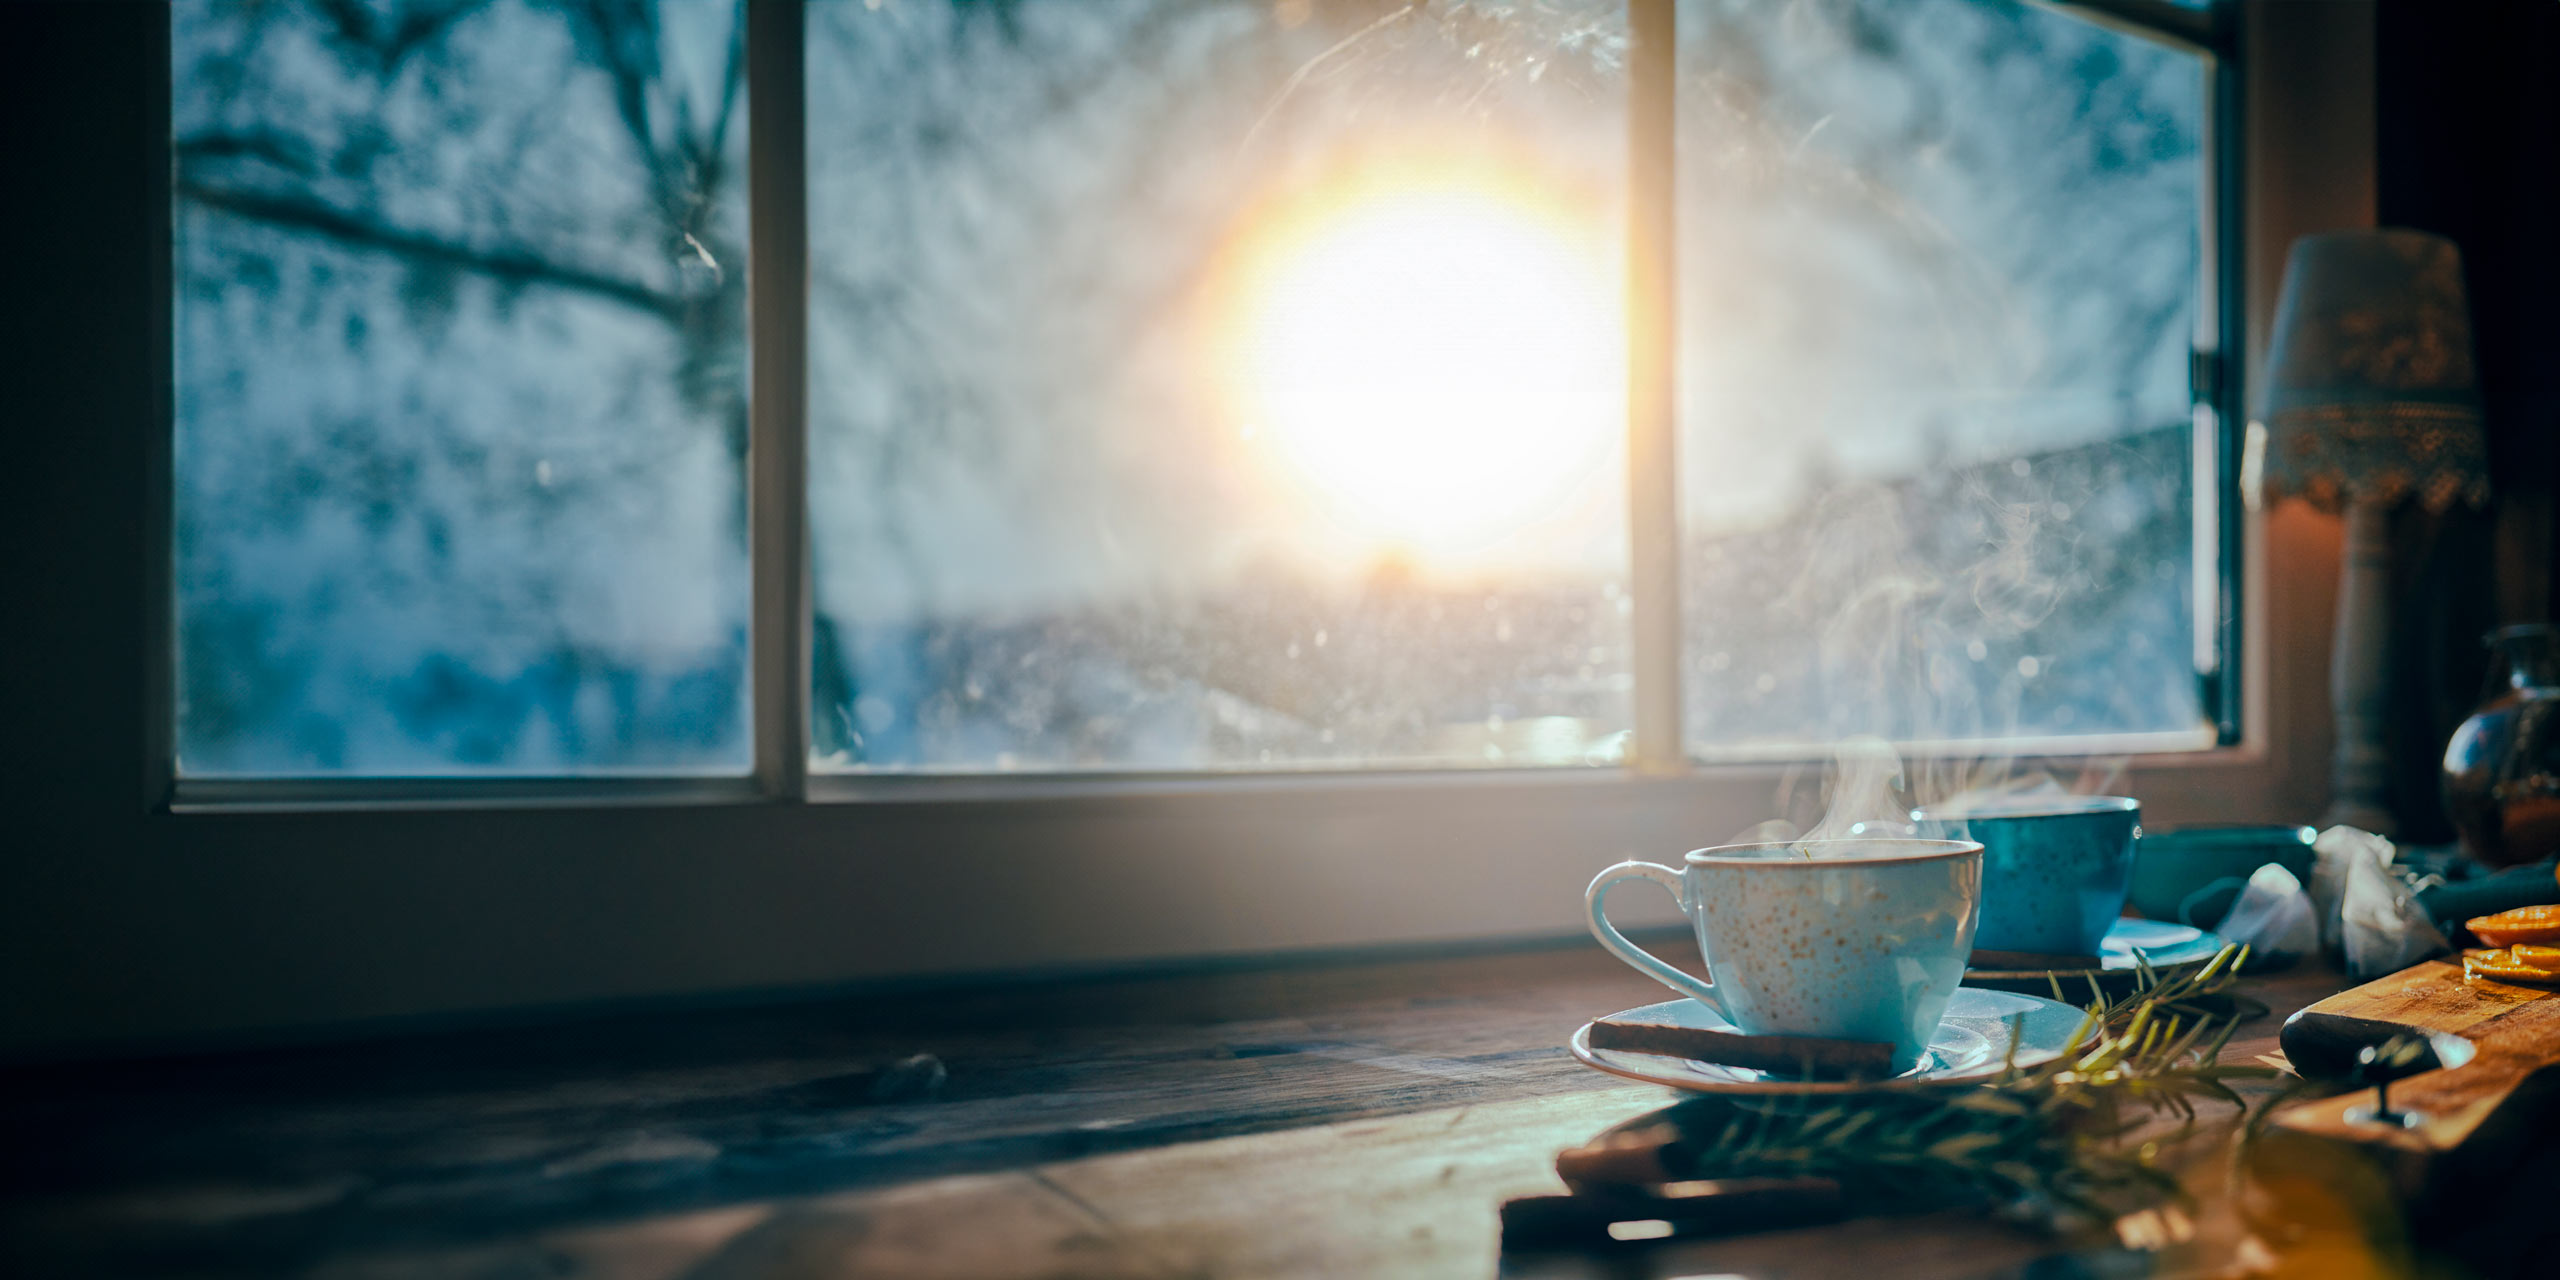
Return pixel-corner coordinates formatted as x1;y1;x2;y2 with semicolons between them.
2258;229;2489;512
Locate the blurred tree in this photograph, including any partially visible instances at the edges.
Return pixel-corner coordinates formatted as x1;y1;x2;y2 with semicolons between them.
174;0;751;771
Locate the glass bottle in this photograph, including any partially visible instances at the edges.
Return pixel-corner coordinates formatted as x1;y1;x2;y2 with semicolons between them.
2442;624;2560;868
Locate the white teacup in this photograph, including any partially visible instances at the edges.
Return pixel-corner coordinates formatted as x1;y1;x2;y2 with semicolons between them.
1587;838;1985;1074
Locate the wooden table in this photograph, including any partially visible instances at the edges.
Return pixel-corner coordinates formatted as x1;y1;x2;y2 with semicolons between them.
0;941;2349;1279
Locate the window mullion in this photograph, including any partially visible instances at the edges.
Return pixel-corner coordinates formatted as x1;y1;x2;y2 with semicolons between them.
2209;38;2247;745
1627;0;1685;774
747;0;811;801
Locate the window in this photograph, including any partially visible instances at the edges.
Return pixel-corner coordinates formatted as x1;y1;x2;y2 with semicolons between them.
804;1;1630;772
167;0;2234;791
171;0;751;776
1673;0;2220;757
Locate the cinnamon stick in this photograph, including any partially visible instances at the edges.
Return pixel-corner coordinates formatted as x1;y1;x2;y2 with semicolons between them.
1587;1019;1895;1078
1968;947;2106;973
1554;1122;1686;1185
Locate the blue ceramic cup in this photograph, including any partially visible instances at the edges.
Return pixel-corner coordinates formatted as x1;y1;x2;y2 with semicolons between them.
1586;839;1984;1074
1911;796;2141;955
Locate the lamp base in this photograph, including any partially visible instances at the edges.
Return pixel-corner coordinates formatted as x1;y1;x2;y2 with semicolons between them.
2325;498;2397;840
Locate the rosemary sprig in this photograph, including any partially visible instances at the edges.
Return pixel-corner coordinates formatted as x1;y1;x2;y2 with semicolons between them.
1642;945;2274;1227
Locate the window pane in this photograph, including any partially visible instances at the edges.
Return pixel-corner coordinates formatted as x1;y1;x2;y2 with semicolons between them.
1675;0;2209;754
172;1;750;775
808;1;1631;772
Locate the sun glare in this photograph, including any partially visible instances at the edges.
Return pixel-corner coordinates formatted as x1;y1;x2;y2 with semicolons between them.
1225;173;1623;568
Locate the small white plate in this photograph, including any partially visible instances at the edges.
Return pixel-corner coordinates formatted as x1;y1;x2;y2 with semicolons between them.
2099;918;2226;968
1570;987;2091;1095
1968;919;2229;984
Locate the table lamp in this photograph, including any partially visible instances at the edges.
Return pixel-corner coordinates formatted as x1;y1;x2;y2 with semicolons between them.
2257;229;2489;834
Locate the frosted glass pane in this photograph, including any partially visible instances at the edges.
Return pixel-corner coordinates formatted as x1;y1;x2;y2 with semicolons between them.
172;1;750;775
808;1;1632;772
1675;0;2208;753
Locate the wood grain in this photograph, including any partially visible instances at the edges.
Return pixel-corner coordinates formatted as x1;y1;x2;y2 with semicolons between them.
0;942;2348;1279
2271;959;2560;1161
2253;955;2560;1277
0;942;1681;1274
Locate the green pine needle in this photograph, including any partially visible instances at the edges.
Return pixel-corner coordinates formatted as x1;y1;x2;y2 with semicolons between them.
1649;945;2275;1228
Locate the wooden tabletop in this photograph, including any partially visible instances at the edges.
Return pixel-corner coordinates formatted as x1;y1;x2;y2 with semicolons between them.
0;940;2349;1279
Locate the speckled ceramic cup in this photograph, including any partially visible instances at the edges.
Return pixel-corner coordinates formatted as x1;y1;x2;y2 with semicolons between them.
1911;796;2141;956
1586;839;1984;1074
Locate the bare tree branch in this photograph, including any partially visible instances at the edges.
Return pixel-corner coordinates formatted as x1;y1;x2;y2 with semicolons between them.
312;0;486;72
701;10;746;189
570;0;682;225
177;130;322;176
178;177;686;322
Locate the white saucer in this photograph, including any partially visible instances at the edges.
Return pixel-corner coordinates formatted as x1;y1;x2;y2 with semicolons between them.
2099;918;2226;969
1569;986;2090;1095
1967;919;2229;984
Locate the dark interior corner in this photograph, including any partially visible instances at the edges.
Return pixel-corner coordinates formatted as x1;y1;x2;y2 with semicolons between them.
2375;0;2560;841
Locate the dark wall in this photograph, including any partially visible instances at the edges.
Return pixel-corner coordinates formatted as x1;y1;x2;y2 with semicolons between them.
1;4;164;831
2375;0;2560;840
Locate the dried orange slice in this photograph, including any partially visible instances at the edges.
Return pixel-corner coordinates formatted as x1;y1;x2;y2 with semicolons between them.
2466;904;2560;948
2513;944;2560;971
2464;948;2560;984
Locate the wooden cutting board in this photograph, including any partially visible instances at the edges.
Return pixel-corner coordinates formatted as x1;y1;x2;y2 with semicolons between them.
2272;958;2560;1152
2258;958;2560;1274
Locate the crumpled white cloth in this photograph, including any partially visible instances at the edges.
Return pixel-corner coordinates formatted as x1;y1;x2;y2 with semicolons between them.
2212;861;2320;961
2310;825;2453;979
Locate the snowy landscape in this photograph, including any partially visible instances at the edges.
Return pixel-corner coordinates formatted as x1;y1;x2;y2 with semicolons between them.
172;0;2209;775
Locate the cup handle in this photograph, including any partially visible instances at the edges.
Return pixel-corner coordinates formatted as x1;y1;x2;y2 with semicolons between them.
1586;861;1722;1015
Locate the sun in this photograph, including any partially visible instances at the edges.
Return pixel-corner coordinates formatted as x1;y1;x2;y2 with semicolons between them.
1222;169;1623;567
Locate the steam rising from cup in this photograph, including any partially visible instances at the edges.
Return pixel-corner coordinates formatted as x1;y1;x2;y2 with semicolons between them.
1722;472;2138;855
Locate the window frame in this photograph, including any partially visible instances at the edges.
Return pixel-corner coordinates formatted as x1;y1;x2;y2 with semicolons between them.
7;0;2302;1057
156;0;2248;808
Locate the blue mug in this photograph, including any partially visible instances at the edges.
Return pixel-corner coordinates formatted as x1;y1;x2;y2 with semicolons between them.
1912;796;2141;955
1586;838;1984;1074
